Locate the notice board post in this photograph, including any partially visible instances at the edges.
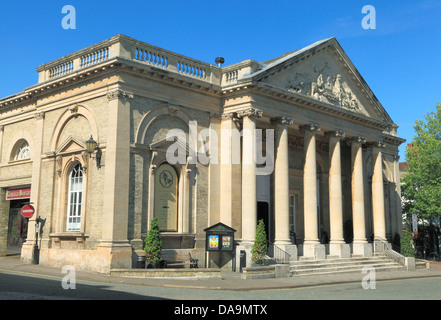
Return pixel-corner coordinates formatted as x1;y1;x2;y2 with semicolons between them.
204;223;236;271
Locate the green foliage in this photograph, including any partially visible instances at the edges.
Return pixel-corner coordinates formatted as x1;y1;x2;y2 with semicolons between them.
251;219;268;265
144;217;162;264
400;229;415;257
402;103;441;222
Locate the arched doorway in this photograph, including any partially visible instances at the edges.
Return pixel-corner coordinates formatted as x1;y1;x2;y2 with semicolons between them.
154;163;178;232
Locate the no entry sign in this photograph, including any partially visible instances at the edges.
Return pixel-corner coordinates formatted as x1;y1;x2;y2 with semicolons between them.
21;204;35;219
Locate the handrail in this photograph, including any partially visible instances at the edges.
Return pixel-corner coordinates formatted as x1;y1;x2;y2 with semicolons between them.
378;239;405;266
268;242;291;264
384;248;406;266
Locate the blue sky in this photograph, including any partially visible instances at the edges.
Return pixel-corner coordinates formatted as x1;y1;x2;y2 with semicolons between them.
1;0;440;159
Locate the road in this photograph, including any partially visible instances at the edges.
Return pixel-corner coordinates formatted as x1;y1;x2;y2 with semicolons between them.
1;270;441;300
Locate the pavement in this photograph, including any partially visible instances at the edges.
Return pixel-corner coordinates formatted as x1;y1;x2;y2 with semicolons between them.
2;254;441;292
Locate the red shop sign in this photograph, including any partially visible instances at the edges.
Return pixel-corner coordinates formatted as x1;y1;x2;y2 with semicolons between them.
6;188;31;200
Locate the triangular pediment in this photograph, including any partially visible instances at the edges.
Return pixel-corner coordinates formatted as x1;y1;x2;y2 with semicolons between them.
150;137;201;156
56;136;86;154
247;38;393;124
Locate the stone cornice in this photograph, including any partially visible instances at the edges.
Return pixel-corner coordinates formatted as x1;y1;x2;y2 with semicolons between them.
382;134;406;146
248;82;392;131
0;59;121;110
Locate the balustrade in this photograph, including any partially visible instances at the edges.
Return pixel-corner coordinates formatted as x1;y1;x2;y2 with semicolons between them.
37;35;247;85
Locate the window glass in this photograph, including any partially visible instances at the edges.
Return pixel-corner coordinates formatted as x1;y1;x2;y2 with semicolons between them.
67;163;83;231
14;141;31;161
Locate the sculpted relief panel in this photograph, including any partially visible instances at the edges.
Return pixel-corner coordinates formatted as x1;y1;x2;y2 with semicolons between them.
284;61;365;114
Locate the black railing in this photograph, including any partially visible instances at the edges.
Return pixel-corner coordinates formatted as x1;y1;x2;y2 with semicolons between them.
268;242;291;264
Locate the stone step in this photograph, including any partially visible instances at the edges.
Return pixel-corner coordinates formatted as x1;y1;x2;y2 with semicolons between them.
291;264;406;277
290;259;396;270
290;256;390;266
289;254;408;276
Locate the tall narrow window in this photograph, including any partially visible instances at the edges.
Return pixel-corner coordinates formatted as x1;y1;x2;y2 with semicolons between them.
67;163;83;231
289;195;297;234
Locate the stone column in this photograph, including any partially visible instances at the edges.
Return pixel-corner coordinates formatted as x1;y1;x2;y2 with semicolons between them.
237;108;262;246
0;127;7;257
326;130;350;258
301;124;325;259
393;155;403;238
219;113;235;227
0;188;9;257
372;141;387;250
351;136;372;257
98;89;133;271
21;112;45;264
273;117;292;246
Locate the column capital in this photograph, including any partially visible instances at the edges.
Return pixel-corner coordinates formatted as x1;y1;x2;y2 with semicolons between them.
300;123;320;133
349;136;367;145
236;107;263;119
325;130;345;139
271;116;294;126
370;140;386;149
211;112;235;121
106;89;134;101
34;111;45;120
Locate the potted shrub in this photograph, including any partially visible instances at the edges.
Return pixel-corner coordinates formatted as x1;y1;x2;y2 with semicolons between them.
251;219;268;266
144;217;163;268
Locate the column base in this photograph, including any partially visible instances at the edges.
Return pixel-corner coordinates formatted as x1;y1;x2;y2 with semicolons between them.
303;243;326;260
329;242;351;258
97;241;133;272
352;242;372;257
21;242;39;264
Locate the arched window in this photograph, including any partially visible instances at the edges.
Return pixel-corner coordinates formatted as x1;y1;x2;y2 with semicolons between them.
66;163;83;231
13;140;31;161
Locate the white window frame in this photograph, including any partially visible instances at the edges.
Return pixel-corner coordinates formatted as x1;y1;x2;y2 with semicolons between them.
66;163;83;231
14;140;31;161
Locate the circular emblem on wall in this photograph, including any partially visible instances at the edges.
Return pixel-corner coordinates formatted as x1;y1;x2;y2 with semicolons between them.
159;170;173;188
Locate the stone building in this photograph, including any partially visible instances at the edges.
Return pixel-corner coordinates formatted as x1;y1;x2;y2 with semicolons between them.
0;35;405;272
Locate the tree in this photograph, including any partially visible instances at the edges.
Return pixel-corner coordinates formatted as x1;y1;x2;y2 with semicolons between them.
251;219;268;265
400;229;415;257
144;217;162;265
402;103;441;223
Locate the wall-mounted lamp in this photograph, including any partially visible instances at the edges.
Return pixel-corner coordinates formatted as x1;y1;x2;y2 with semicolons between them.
85;135;101;169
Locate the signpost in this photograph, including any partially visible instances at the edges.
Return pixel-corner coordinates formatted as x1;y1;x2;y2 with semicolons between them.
21;204;35;219
21;203;40;264
412;214;418;235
